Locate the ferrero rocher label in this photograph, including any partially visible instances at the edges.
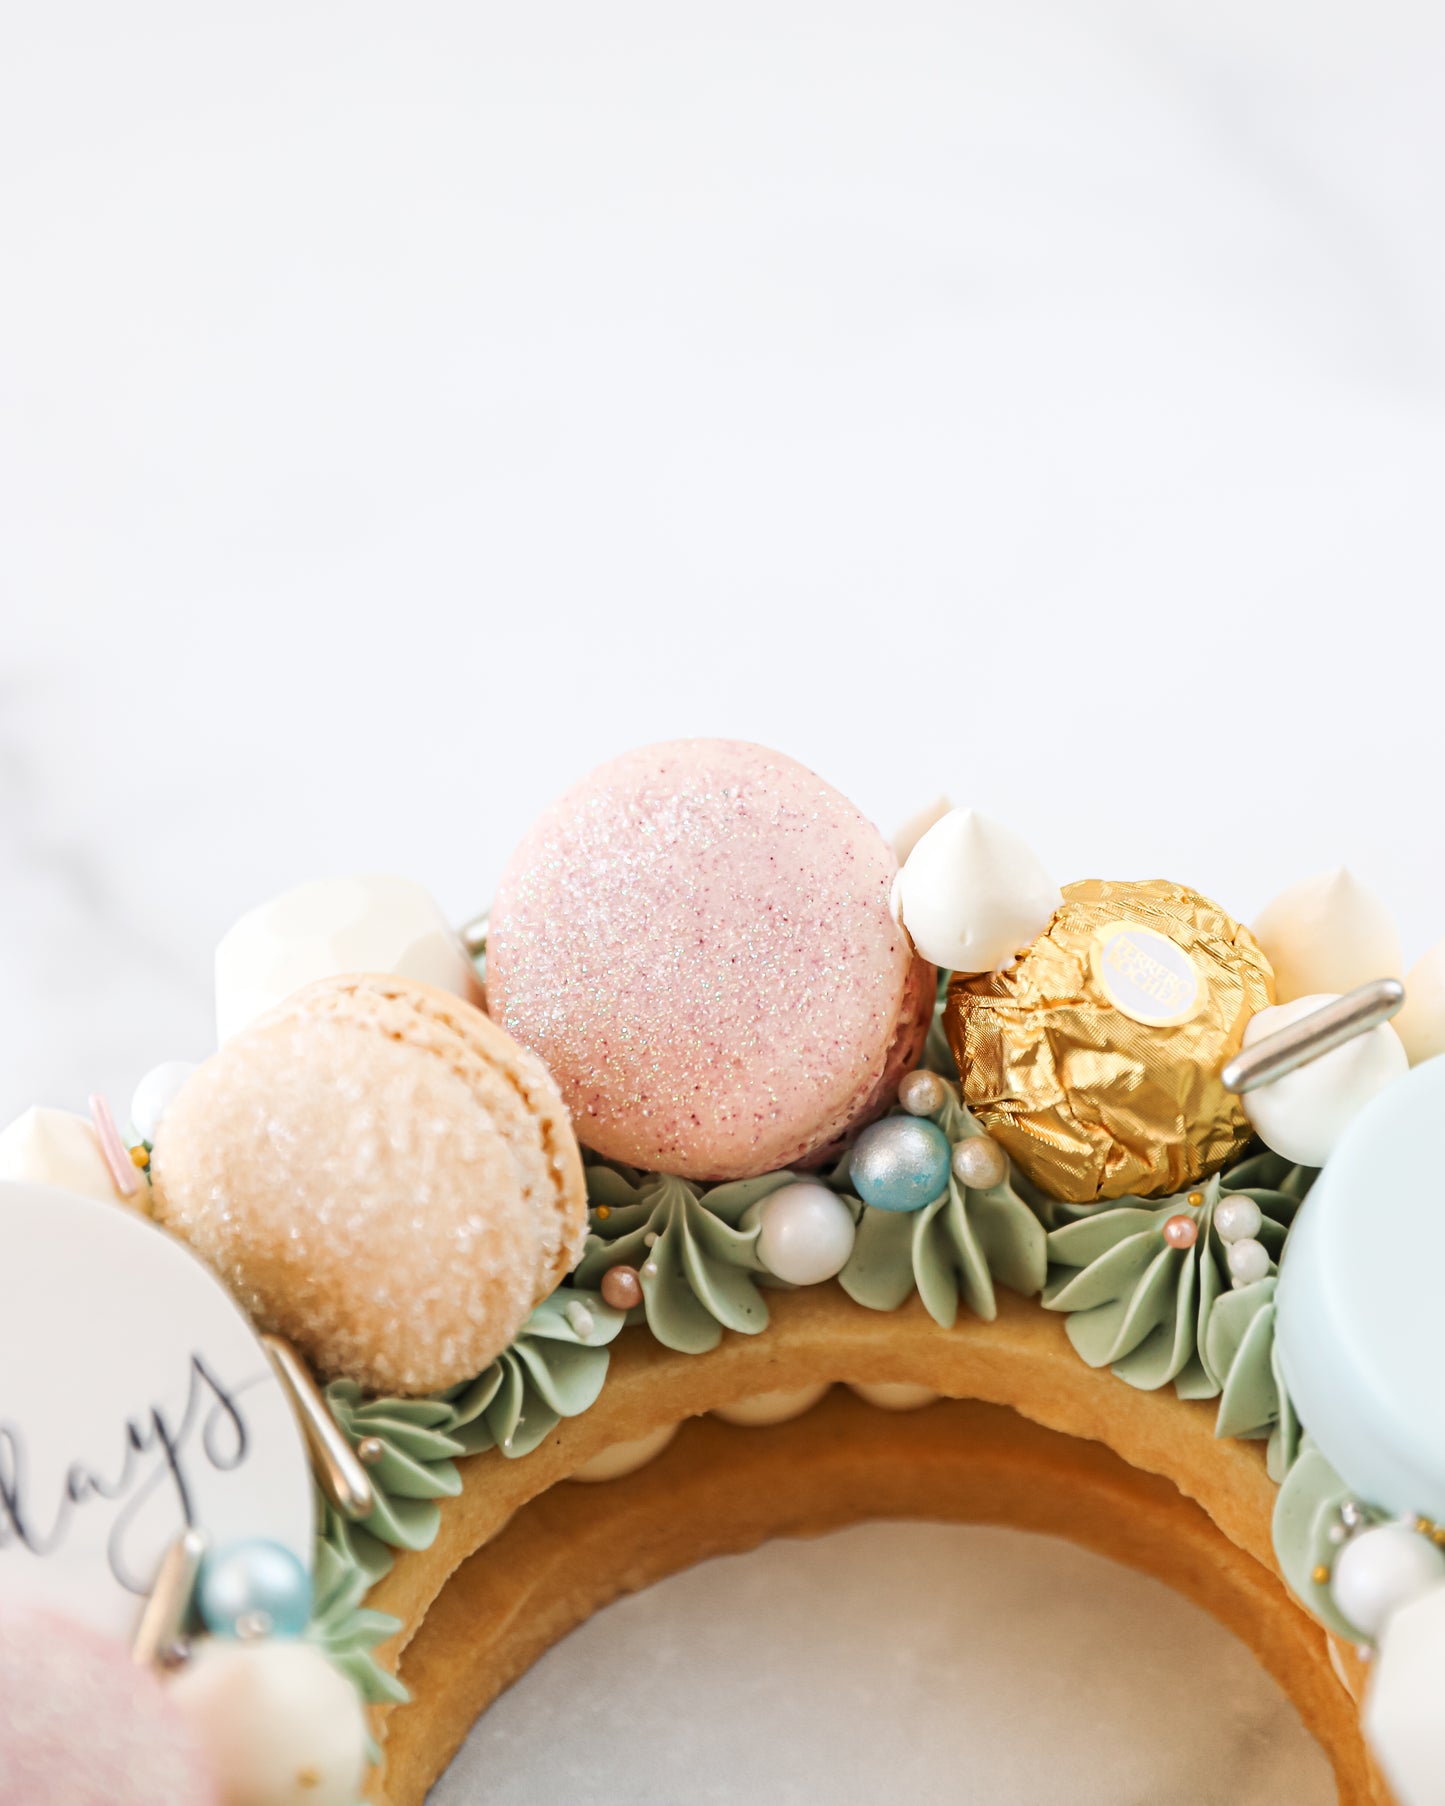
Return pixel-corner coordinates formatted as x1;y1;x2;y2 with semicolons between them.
946;878;1275;1205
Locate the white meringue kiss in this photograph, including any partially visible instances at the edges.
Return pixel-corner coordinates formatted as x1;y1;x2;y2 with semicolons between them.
889;808;1061;975
1252;869;1402;1004
1241;995;1408;1167
1395;939;1445;1066
215;875;479;1044
890;795;953;867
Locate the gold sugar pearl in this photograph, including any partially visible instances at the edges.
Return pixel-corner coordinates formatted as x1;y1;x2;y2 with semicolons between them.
1312;1564;1332;1586
130;1145;150;1168
1187;1192;1204;1208
595;1205;612;1220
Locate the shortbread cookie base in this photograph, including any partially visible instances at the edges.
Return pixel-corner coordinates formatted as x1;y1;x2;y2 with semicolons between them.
361;1287;1385;1805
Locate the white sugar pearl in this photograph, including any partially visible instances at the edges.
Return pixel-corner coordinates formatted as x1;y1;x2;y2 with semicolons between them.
951;1135;1009;1191
1332;1523;1445;1640
1226;1237;1270;1286
898;1070;947;1117
167;1639;367;1806
1214;1195;1263;1245
754;1182;856;1286
569;1423;678;1483
714;1384;830;1427
130;1061;199;1144
847;1381;939;1412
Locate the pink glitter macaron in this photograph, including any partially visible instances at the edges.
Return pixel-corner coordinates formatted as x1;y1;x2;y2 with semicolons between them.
486;739;934;1180
0;1605;218;1806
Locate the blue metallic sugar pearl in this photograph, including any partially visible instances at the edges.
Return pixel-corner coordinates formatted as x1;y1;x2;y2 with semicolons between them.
850;1117;952;1213
197;1539;313;1641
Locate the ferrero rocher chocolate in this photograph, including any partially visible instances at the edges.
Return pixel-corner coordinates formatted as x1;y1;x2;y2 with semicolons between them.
946;878;1275;1204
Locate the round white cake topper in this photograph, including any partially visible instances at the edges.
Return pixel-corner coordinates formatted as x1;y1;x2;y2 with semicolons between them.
0;1182;314;1641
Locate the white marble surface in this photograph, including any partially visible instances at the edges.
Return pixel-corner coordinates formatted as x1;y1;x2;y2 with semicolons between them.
2;1;1440;1797
433;1520;1331;1805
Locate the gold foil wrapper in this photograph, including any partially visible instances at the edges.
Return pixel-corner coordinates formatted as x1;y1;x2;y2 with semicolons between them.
946;878;1274;1205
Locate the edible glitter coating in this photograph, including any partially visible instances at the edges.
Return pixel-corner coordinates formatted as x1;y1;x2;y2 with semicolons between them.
150;974;588;1396
487;739;933;1180
0;1605;217;1805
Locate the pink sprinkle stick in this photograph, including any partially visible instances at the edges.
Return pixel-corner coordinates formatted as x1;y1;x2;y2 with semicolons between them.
89;1092;142;1196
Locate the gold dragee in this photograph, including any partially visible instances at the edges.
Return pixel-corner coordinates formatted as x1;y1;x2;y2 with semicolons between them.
946;878;1275;1205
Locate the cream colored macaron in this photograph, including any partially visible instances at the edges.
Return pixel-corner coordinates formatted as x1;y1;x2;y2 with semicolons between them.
150;974;587;1396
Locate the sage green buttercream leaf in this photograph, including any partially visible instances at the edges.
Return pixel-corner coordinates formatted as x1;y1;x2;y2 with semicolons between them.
510;1335;612;1419
838;1082;1045;1322
446;1363;504;1431
1113;1251;1198;1390
642;1231;727;1352
940;1180;997;1321
969;1182;1047;1297
577;1172;767;1353
1103;1244;1182;1363
1040;1153;1312;1409
1045;1209;1161;1268
1273;1440;1377;1641
1209;1279;1280;1441
922;968;957;1079
586;1166;646;1210
316;1498;396;1586
1045;1229;1160;1313
307;1533;407;1707
1063;1295;1134;1368
678;1216;769;1335
698;1171;796;1227
911;1194;964;1329
1186;1243;1225;1396
1268;1335;1303;1481
839;1206;920;1312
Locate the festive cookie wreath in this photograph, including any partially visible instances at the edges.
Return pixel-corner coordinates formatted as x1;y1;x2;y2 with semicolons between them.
4;737;1444;1806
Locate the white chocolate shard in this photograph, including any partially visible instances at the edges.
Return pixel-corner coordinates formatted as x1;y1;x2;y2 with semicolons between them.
215;875;479;1043
0;1106;138;1207
1251;868;1402;1004
889;808;1061;975
1365;1581;1445;1806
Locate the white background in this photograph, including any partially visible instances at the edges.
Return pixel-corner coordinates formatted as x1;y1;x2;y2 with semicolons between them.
3;0;1439;1796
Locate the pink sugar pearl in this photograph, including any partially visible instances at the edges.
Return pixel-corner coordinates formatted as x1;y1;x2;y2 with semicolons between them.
487;739;934;1180
0;1605;218;1806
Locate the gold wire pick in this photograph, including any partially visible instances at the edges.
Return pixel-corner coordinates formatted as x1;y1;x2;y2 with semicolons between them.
262;1334;375;1521
1222;978;1406;1096
132;1526;207;1670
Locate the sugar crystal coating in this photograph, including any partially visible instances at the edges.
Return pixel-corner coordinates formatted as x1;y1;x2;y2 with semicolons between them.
151;975;587;1396
0;1605;217;1806
487;739;932;1179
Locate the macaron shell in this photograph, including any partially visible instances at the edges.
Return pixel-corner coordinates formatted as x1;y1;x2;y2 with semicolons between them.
151;976;587;1395
800;946;936;1169
283;975;588;1292
487;739;921;1181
